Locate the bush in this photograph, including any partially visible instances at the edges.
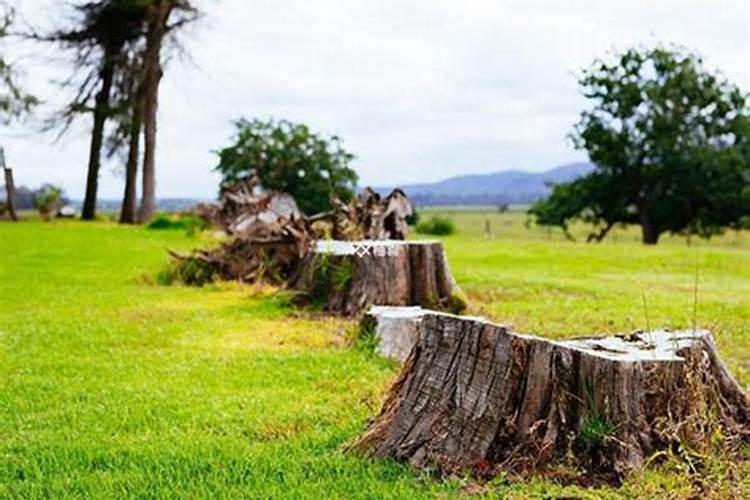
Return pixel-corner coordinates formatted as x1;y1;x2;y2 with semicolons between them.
33;184;63;221
416;215;455;236
157;258;216;287
405;209;420;226
147;212;207;234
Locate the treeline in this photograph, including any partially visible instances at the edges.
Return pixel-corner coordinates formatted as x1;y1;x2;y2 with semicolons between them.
1;0;200;223
0;184;69;210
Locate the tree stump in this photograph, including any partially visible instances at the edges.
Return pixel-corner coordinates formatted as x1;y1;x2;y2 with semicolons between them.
351;313;750;479
291;241;465;316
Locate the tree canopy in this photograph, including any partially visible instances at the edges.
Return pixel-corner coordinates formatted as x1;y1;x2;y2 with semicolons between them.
0;2;37;123
214;118;359;215
530;46;750;244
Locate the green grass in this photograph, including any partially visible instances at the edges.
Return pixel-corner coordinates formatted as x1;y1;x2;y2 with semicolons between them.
1;215;749;498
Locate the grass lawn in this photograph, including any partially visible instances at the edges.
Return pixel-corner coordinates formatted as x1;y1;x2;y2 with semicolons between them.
1;214;749;498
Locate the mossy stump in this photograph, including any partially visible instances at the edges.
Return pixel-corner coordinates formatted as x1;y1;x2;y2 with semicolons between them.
291;240;464;316
350;313;750;480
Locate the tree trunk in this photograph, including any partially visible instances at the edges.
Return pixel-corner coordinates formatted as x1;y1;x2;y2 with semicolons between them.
291;240;465;316
81;52;116;221
351;313;750;480
639;209;660;245
137;1;172;223
119;83;143;224
3;166;18;221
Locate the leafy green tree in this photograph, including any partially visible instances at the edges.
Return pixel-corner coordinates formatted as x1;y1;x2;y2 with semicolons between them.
530;46;750;244
215;118;359;215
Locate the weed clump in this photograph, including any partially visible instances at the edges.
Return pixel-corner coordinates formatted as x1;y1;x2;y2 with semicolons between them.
147;212;208;235
417;215;456;236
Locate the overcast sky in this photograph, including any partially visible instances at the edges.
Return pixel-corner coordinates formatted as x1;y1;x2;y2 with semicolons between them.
2;0;749;199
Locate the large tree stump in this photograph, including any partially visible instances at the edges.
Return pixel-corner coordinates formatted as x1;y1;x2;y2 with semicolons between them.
291;241;465;316
351;313;750;479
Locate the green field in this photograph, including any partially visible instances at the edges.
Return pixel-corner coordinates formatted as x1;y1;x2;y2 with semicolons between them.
1;213;749;498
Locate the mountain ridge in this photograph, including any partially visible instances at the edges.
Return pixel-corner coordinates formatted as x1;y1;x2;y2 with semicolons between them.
374;161;594;206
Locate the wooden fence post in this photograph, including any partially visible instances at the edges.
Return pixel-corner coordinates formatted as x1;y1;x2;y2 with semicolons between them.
1;148;18;221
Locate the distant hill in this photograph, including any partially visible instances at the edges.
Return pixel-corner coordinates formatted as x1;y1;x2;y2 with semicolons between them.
375;162;594;206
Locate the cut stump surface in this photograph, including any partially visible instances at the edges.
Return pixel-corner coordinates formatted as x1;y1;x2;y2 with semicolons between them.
351;313;750;479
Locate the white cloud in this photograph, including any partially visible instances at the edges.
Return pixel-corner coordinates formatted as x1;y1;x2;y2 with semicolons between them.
2;0;748;198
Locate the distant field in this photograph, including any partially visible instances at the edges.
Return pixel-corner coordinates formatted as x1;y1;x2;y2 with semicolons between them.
1;215;748;498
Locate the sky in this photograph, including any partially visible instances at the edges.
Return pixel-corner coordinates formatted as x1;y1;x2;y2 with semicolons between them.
2;0;749;199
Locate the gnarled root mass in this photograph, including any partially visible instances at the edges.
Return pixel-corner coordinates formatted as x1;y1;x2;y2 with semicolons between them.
176;178;416;287
165;218;312;286
350;313;750;480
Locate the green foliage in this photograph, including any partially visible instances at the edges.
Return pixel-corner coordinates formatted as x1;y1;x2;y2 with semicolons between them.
578;413;615;449
351;318;380;355
578;383;615;450
147;212;207;235
157;256;216;287
214;118;359;215
416;214;456;235
405;208;420;226
0;3;38;124
579;415;614;449
447;293;468;315
530;46;750;244
304;253;355;308
305;252;332;307
33;184;63;220
332;260;354;292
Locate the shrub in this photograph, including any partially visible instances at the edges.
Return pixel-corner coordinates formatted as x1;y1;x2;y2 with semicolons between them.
405;209;420;226
447;293;468;315
33;184;63;221
147;212;207;234
416;215;455;236
156;258;216;286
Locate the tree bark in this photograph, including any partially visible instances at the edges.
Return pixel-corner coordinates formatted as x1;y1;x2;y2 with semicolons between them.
351;313;750;480
137;1;172;223
291;241;464;316
641;224;660;245
81;51;116;221
3;166;18;221
119;81;144;224
639;208;660;245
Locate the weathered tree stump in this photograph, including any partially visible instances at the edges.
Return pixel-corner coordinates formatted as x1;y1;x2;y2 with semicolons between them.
351;313;750;479
291;241;465;316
